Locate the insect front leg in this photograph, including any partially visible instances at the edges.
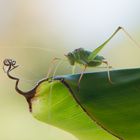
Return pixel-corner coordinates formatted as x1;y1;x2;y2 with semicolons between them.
52;59;63;80
121;27;140;48
46;57;62;79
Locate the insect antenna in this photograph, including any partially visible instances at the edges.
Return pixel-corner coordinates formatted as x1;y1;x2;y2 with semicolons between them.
1;46;60;53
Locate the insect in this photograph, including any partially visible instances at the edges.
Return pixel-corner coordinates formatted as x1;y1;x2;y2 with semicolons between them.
47;26;140;87
3;27;140;88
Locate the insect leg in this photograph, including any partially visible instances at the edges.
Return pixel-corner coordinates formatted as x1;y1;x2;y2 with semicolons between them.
48;59;63;115
72;65;76;74
88;27;123;61
52;59;63;80
102;61;114;84
46;57;61;79
78;65;87;88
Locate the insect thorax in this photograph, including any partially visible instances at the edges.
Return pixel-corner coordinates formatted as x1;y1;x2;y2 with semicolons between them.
66;48;104;66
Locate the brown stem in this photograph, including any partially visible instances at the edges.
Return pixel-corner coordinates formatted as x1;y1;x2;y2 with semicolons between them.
3;59;37;112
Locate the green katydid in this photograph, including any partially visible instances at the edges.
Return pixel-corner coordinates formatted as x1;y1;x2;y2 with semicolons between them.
2;26;140;140
47;26;140;87
3;27;140;88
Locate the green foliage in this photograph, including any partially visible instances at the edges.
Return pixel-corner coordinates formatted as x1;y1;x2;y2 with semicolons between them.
31;68;140;140
32;81;117;140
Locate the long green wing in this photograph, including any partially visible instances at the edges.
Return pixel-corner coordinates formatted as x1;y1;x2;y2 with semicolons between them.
88;27;121;61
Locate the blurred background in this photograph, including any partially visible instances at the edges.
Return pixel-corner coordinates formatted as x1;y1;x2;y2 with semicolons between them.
1;0;140;140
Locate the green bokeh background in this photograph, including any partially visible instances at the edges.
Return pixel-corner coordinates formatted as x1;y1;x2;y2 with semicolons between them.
1;0;140;140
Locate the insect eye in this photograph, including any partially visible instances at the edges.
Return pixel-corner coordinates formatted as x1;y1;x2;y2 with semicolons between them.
67;52;72;56
101;56;105;60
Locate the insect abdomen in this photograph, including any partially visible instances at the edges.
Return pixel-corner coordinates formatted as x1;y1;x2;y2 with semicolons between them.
87;55;104;67
87;60;102;67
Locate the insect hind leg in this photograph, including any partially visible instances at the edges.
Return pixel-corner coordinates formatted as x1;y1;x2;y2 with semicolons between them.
102;61;114;84
78;65;87;89
120;27;140;49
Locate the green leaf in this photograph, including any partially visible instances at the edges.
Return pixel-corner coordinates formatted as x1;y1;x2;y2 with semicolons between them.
57;68;140;140
31;80;117;140
31;68;140;140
